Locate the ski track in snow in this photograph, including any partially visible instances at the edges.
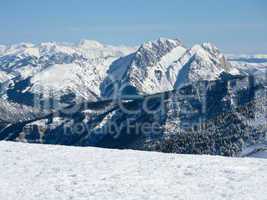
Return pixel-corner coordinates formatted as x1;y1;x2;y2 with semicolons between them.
0;141;266;200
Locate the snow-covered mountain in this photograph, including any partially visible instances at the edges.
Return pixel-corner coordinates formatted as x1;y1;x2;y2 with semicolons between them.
101;39;244;98
0;40;136;103
101;38;187;97
173;43;239;88
0;40;135;80
2;38;265;105
227;54;267;75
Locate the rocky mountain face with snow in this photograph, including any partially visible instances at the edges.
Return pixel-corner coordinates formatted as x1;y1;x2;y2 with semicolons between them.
101;38;187;97
101;39;243;98
173;43;239;88
0;38;266;156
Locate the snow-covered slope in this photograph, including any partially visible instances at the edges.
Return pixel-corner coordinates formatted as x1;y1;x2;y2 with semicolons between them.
30;57;115;101
0;141;266;200
0;98;44;123
0;71;12;83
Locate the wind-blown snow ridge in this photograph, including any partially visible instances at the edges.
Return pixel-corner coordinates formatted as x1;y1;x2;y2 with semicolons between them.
0;141;266;200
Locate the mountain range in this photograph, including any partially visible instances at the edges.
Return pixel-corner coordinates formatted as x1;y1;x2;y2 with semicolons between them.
0;38;266;156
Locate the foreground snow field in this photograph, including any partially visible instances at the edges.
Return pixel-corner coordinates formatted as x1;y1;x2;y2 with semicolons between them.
0;142;266;200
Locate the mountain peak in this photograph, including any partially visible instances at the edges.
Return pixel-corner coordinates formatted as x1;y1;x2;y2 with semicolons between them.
201;43;221;57
174;42;237;88
0;45;7;55
134;38;184;68
78;40;104;49
102;38;187;97
39;41;56;46
140;38;182;51
158;37;182;45
188;43;225;63
11;42;35;49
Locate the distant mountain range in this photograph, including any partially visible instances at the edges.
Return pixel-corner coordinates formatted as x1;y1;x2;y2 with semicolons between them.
0;38;266;102
0;38;266;156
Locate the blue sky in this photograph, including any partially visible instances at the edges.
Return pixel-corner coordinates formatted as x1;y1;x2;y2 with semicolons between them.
0;0;266;54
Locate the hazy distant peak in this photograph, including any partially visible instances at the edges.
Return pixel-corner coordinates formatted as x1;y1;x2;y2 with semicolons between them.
78;39;105;49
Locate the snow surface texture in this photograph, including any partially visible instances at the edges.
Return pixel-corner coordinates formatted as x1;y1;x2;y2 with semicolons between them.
0;141;266;200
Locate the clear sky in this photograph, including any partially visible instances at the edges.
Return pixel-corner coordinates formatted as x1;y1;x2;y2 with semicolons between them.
0;0;266;54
